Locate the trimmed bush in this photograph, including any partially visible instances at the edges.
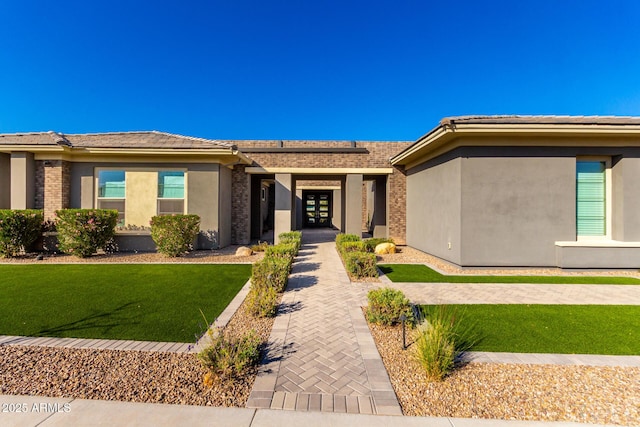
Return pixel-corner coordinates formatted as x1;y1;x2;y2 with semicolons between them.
363;237;395;253
246;285;279;318
344;251;378;278
265;242;298;260
336;233;360;251
414;305;478;381
252;257;291;292
278;231;302;252
0;210;43;257
366;287;412;325
150;214;200;257
250;241;269;252
198;328;261;381
55;209;119;258
339;241;367;254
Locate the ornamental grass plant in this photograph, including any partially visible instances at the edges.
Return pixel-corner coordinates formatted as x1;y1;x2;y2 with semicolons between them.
414;305;478;381
198;326;261;382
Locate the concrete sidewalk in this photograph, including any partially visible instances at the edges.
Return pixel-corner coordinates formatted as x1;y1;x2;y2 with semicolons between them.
0;395;609;427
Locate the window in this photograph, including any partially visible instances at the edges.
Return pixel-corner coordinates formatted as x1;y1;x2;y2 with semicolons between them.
97;170;125;226
157;171;185;215
576;160;610;238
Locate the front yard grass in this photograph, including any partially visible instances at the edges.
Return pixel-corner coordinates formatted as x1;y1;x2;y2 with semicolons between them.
0;264;251;342
380;264;640;284
418;304;640;355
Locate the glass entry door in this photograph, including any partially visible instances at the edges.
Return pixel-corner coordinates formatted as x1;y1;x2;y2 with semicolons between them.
303;191;331;227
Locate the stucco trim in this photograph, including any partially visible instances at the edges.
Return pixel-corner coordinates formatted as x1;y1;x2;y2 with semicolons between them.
555;240;640;248
245;167;394;175
392;121;640;169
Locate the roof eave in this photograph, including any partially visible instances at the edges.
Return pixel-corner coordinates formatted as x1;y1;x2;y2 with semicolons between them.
391;122;640;167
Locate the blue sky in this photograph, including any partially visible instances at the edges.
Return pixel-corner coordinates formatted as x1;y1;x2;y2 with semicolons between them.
1;0;639;140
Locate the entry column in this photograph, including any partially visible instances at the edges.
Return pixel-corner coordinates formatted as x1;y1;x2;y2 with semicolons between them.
10;152;35;209
274;173;293;243
344;173;363;236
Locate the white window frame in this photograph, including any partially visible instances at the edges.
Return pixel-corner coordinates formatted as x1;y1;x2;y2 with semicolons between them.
576;156;612;241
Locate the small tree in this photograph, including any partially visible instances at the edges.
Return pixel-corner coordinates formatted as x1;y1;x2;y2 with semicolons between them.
150;214;200;257
0;210;44;257
55;209;118;258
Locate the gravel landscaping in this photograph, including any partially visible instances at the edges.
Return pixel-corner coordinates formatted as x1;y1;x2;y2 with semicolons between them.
368;321;640;426
0;299;274;408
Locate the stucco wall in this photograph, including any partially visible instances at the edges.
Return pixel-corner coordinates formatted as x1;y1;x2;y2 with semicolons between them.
71;162;223;250
460;154;575;266
218;165;232;248
405;143;640;268
10;152;35;209
0;154;10;208
406;154;462;265
612;156;640;241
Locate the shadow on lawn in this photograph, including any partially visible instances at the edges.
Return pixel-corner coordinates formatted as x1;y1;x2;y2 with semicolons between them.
37;302;142;337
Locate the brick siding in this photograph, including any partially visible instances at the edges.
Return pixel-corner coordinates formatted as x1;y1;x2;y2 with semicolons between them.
231;141;411;244
35;160;71;220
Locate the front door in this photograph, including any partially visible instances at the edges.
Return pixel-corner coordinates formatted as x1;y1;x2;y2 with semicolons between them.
303;191;332;227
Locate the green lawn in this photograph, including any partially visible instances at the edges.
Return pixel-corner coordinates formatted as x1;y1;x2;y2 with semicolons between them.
380;264;640;284
0;264;251;342
419;304;640;355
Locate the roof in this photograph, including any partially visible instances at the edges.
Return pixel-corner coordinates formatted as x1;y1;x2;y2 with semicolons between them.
0;131;235;149
391;115;640;167
439;115;640;126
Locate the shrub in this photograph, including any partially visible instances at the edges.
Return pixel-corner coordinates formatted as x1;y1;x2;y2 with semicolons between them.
198;328;261;381
278;231;302;251
336;233;360;251
265;242;298;260
55;209;118;258
250;241;269;252
339;241;367;254
0;210;43;257
245;284;279;318
363;237;395;253
150;214;200;257
414;305;478;381
366;287;412;325
252;257;291;292
344;251;378;278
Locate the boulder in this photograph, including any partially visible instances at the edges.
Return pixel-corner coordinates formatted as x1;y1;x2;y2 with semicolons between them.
235;246;253;256
374;242;396;255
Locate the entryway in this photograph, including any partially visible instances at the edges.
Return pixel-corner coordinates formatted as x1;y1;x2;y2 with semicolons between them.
302;190;332;228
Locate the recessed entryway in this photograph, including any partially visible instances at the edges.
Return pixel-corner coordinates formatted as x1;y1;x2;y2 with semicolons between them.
302;190;332;228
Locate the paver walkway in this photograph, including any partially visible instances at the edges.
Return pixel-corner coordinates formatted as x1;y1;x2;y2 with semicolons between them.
378;277;640;305
247;229;401;415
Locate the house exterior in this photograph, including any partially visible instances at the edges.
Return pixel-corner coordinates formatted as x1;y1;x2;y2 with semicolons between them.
391;116;640;269
3;115;640;269
0;131;410;250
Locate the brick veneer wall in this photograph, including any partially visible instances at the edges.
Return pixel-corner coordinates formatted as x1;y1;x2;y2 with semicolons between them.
231;141;411;244
35;160;71;220
231;164;251;244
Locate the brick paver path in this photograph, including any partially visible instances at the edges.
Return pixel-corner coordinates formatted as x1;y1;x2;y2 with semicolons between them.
247;229;401;415
378;279;640;305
